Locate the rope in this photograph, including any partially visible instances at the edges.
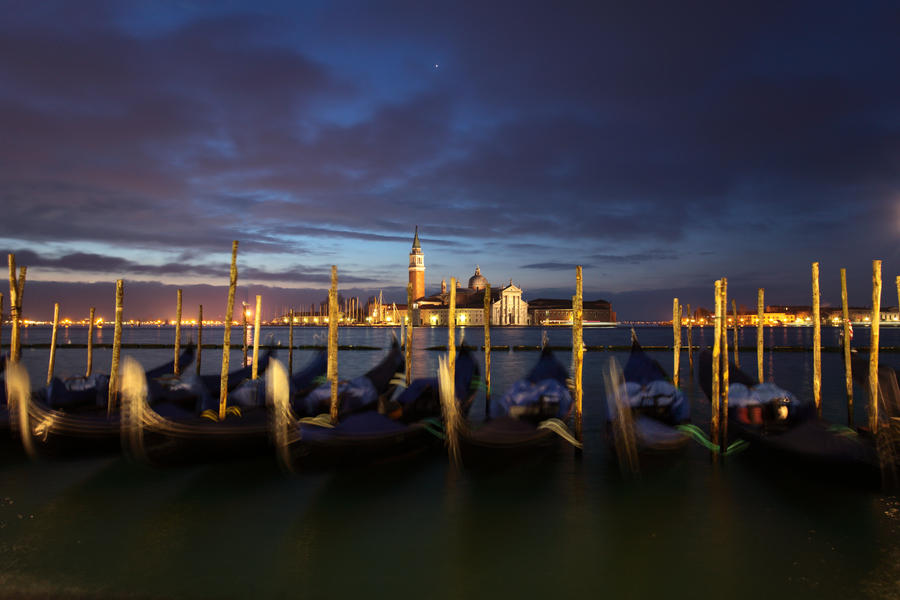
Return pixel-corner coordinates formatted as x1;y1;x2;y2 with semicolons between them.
675;424;749;455
420;417;446;440
298;413;334;428
826;423;859;437
538;418;583;449
199;406;242;422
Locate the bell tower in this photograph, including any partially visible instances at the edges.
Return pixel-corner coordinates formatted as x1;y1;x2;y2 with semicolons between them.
409;226;425;300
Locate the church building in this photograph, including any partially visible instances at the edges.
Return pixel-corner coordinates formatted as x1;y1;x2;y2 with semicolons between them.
408;229;527;326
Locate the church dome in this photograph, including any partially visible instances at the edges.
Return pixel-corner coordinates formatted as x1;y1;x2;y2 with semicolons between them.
468;266;487;291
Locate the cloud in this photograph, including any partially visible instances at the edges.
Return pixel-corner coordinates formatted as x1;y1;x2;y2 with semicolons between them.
0;1;896;316
521;262;594;270
4;248;380;285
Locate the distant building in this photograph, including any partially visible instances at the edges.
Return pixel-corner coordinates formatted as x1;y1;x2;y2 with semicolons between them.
415;267;528;326
408;227;425;301
527;298;616;325
687;305;900;326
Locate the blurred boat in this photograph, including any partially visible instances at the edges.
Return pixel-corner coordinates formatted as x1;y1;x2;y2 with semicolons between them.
606;334;690;458
12;345;196;458
122;347;322;465
272;345;477;469
697;350;897;486
442;345;580;468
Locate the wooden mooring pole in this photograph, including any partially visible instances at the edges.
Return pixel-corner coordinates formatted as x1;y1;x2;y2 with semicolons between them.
46;302;60;386
672;298;681;388
732;298;740;368
174;289;183;376
812;262;822;416
328;266;339;423
251;295;262;380
218;241;239;421
108;279;124;416
869;260;882;434
0;292;3;357
757;289;764;382
841;269;852;426
197;305;203;376
86;307;95;377
448;278;457;402
8;254;19;363
288;308;294;375
406;283;413;386
573;266;584;445
483;282;492;420
14;266;25;360
242;302;249;368
686;303;693;371
711;279;722;460
720;277;729;455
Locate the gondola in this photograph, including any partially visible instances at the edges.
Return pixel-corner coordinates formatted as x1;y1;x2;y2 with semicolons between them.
126;344;397;465
441;345;581;468
271;346;477;470
697;350;896;486
145;346;273;411
606;334;690;458
11;345;198;458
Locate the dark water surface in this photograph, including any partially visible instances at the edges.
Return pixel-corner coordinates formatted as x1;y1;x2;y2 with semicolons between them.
2;326;899;598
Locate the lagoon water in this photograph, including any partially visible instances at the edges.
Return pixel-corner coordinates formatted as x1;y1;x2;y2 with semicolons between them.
2;325;899;598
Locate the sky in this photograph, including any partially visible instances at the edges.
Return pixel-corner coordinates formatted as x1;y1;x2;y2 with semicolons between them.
1;0;898;321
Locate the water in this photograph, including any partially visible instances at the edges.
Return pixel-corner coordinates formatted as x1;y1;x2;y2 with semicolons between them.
1;326;899;598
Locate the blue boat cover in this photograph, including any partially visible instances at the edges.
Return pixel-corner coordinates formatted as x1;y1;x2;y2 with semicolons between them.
727;382;808;420
608;380;689;424
297;375;378;416
46;374;110;409
491;378;573;420
491;348;573;420
395;347;478;407
224;377;266;408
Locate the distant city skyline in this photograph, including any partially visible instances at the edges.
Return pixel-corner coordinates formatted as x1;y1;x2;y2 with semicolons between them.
1;2;897;321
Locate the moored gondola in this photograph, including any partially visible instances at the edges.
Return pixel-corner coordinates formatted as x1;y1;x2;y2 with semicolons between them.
12;345;197;458
697;350;897;486
606;334;690;457
604;330;690;473
122;347;319;465
440;345;581;469
271;345;477;470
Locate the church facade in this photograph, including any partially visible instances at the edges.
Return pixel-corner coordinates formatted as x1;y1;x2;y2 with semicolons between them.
408;230;528;326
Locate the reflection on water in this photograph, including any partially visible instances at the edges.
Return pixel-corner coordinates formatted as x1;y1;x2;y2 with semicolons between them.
1;325;899;598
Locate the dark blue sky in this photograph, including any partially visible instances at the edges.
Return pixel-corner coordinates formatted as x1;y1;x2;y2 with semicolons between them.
1;0;898;321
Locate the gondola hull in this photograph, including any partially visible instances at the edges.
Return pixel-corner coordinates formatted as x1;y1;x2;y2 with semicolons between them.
456;417;565;468
134;406;272;465
286;417;440;469
696;350;890;486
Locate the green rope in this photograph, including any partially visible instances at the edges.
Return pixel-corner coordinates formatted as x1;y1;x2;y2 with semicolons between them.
826;424;858;437
675;424;749;455
421;417;446;440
